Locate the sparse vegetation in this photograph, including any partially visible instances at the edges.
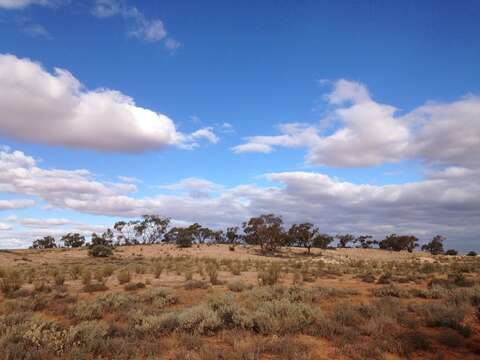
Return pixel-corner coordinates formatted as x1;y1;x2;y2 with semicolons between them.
1;237;479;360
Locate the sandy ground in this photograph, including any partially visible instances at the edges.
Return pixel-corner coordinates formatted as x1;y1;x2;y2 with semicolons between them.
0;243;435;267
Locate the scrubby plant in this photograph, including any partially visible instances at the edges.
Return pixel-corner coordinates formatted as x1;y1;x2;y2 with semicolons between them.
102;264;115;277
124;282;146;291
81;270;92;286
88;245;113;257
117;269;131;284
227;280;250;292
73;301;103;321
184;279;209;290
83;283;108;293
153;262;164;279
258;262;281;286
0;270;24;295
206;262;220;285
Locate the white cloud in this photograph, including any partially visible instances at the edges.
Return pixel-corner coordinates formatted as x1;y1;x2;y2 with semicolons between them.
233;79;480;169
0;223;12;230
0;199;35;210
20;217;73;228
0;54;217;152
1;146;479;250
92;0;180;48
0;0;52;9
232;143;273;154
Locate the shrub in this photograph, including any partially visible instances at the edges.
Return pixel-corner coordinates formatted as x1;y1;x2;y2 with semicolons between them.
88;245;113;257
206;263;220;285
466;251;477;257
361;273;376;283
124;282;146;291
372;285;410;298
184;280;209;290
258;262;281;286
102;264;115;277
73;301;102;321
81;270;92;286
227;280;250;292
177;305;222;334
117;270;131;284
0;270;24;295
436;330;464;348
82;283;108;293
54;273;65;286
67;321;109;353
376;272;392;285
141;288;178;307
153;262;164;279
445;249;458;256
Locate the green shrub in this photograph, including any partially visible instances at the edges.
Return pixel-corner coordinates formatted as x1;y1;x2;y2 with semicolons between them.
177;305;222;334
89;245;113;257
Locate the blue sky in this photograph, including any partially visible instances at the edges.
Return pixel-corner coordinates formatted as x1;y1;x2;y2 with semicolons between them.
0;0;479;251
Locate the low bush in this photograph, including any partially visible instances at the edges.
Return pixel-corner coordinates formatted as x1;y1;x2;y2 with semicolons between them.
184;280;209;290
73;301;103;321
227;280;250;292
83;283;108;293
117;270;131;284
88;245;113;257
124;282;146;291
258;262;281;286
0;270;24;295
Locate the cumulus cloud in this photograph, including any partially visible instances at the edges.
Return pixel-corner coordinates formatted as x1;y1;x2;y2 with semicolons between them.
233;79;480;168
0;54;217;152
92;0;180;48
1;147;479;250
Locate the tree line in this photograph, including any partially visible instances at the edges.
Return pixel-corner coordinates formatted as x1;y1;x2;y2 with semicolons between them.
30;213;471;256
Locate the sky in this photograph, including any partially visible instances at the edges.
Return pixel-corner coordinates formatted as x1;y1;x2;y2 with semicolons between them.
0;0;479;251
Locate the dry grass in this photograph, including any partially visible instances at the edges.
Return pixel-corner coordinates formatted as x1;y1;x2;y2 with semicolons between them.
0;244;479;359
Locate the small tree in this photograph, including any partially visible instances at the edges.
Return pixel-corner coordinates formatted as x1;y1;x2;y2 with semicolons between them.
336;234;355;248
288;223;319;254
312;233;334;249
354;235;377;249
225;226;240;246
113;220;139;245
91;230;113;247
32;236;56;249
165;227;195;248
421;235;445;255
378;234;419;252
61;233;85;248
243;214;285;254
134;214;170;244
